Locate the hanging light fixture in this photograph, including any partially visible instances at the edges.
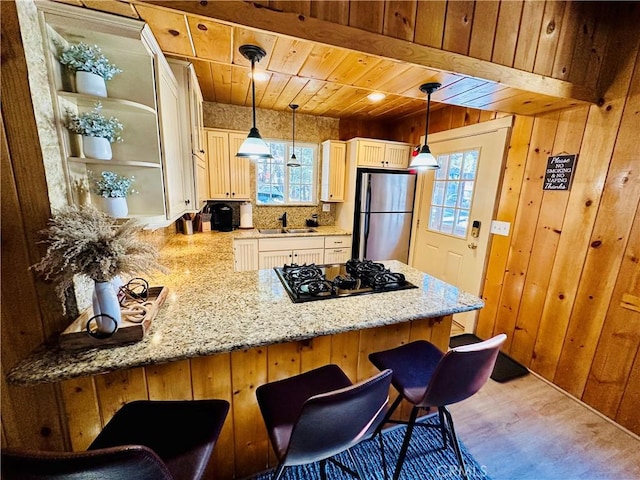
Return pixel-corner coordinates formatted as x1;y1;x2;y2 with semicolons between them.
236;44;272;159
410;82;441;170
287;104;300;167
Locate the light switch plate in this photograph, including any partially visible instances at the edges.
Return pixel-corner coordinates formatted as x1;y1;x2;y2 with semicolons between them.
490;220;511;236
322;203;331;212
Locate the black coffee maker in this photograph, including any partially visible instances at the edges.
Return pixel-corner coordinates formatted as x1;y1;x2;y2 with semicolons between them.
211;203;233;232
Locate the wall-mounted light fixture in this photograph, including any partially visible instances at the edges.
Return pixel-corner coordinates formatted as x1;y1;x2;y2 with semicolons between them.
287;104;301;167
410;82;441;170
236;44;272;159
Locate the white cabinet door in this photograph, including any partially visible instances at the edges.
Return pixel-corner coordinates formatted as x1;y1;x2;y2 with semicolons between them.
157;55;191;220
234;239;258;271
355;140;386;168
195;156;209;207
259;250;293;269
386;143;411;168
188;65;205;158
228;133;251;200
207;130;232;200
293;248;324;265
324;248;350;264
321;140;346;202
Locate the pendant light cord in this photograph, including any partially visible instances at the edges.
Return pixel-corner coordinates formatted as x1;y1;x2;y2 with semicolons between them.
292;107;295;153
424;90;431;145
251;59;257;129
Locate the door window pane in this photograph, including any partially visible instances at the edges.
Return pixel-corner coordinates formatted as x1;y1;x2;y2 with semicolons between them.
428;148;479;238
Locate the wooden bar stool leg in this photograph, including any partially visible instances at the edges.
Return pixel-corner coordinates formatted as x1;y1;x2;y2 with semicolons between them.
392;406;419;480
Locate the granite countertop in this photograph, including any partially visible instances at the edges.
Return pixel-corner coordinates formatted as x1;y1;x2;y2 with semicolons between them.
7;230;483;386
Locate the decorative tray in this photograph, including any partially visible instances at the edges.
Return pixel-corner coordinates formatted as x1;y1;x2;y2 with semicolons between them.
58;286;168;351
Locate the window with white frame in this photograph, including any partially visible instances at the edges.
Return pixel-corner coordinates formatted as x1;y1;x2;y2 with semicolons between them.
428;149;479;238
256;141;318;205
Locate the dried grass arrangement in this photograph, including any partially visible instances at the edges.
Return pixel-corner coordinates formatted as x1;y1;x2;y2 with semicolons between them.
32;205;166;310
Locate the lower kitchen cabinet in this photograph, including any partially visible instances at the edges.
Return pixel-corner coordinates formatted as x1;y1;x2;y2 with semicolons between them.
233;239;258;272
324;235;352;264
258;248;324;269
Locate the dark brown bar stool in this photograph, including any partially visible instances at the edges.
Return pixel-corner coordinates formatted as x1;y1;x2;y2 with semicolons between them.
369;334;506;480
256;364;393;480
1;399;229;480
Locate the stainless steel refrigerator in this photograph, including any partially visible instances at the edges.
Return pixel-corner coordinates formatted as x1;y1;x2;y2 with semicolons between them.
353;169;417;262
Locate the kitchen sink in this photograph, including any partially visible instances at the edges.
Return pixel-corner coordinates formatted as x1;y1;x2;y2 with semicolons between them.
259;228;287;234
285;228;317;233
258;228;317;234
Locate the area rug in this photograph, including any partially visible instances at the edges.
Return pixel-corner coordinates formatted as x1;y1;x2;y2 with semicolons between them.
250;415;491;480
450;333;529;383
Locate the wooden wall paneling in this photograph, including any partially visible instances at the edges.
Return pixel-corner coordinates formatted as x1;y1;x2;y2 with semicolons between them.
530;104;625;380
464;107;482;126
533;0;566;77
1;2;69;451
348;0;385;34
467;1;499;61
230;347;268;478
145;360;193;400
330;330;361;382
583;3;613;92
510;107;589;364
191;354;235;480
428;106;453;133
93;368;148;426
491;0;523;67
531;4;640;381
268;1;311;17
476;115;533;340
616;349;640;433
299;335;332;373
491;113;559;352
310;0;350;25
582;202;640;421
186;16;233;63
82;0;140;18
442;0;474;55
134;4;194;57
60;377;101;450
550;1;582;81
512;0;545;72
382;1;417;41
565;2;608;88
414;0;446;48
553;57;640;397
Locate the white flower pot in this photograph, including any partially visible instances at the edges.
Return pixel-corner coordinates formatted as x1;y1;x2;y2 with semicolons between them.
101;196;128;218
92;280;121;335
76;71;107;97
83;135;112;160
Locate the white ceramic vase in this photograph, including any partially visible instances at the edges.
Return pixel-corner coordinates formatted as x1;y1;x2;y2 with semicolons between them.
92;280;121;334
101;197;128;218
83;135;112;160
76;71;107;97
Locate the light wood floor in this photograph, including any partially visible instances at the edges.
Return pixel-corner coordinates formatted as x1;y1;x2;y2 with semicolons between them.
448;372;640;480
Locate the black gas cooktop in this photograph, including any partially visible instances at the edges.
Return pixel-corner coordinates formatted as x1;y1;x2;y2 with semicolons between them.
274;259;418;303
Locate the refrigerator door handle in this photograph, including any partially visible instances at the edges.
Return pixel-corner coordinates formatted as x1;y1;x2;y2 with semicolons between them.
362;211;370;259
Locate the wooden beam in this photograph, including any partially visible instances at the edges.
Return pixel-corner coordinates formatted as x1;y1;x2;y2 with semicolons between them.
135;0;598;105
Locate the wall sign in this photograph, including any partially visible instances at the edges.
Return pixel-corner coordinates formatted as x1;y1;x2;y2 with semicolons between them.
544;154;577;191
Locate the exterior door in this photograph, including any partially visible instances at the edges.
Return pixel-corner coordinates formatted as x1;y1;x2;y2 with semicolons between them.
410;117;512;333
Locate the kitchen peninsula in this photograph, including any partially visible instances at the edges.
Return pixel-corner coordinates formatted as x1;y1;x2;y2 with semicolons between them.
7;228;483;479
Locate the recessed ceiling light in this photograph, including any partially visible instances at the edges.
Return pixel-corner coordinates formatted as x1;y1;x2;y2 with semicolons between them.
367;92;386;102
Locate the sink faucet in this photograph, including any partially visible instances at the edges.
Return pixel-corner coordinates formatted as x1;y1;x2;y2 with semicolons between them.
278;212;288;228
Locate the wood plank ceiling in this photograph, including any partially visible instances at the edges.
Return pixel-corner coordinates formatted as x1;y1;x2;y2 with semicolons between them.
53;0;594;121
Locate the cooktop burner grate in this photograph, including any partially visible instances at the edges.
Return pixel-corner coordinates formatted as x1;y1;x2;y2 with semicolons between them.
274;259;418;303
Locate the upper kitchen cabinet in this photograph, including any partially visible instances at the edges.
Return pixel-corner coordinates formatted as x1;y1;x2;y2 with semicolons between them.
35;0;192;226
205;129;251;201
348;138;412;169
321;140;346;202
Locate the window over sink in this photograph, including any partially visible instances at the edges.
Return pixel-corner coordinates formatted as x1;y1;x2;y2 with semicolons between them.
256;141;318;206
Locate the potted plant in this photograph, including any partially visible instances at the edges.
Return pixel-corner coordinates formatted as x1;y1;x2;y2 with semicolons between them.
32;205;166;332
58;42;122;97
65;102;123;160
89;170;135;218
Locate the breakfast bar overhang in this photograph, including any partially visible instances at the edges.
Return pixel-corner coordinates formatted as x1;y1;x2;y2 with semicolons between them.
6;233;483;479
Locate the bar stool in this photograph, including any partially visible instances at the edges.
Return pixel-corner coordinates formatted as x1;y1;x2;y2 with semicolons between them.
3;399;230;480
256;364;393;480
369;334;506;480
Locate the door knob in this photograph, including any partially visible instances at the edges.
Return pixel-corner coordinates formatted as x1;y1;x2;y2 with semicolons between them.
468;242;478;250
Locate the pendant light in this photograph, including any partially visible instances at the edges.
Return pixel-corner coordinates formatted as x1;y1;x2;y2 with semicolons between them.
236;44;272;159
410;82;441;170
287;104;300;167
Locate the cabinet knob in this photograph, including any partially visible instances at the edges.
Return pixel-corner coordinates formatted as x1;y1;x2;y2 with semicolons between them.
185;199;191;205
226;193;230;196
231;192;235;196
200;149;205;154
